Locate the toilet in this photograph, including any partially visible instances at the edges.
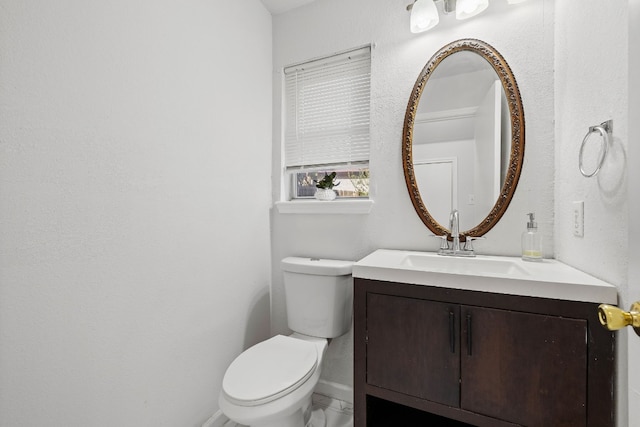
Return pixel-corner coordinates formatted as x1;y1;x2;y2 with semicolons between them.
218;257;354;427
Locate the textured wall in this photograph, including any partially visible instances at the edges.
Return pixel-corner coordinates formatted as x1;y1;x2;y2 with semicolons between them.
554;2;628;290
270;0;554;393
554;4;629;425
0;1;272;425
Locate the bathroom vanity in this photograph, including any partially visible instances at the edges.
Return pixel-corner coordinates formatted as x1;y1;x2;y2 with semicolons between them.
352;250;617;427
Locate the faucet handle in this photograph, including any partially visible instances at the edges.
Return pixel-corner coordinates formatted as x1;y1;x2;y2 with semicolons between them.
463;236;485;252
431;234;450;252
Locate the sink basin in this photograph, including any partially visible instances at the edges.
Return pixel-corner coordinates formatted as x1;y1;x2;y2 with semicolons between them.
401;253;530;277
352;249;617;304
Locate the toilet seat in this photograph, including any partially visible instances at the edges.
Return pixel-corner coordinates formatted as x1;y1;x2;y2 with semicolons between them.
222;335;318;407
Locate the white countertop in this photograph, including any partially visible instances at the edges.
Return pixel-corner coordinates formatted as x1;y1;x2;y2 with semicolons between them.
353;249;618;305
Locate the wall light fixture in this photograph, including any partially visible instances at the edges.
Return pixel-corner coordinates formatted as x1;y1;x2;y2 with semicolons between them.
410;0;440;33
408;0;526;33
455;0;489;20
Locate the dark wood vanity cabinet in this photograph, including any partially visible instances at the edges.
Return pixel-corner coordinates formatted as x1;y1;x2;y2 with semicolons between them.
367;295;461;407
354;278;616;427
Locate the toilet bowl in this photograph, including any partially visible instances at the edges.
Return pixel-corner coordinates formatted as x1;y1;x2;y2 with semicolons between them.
219;333;328;427
218;257;353;427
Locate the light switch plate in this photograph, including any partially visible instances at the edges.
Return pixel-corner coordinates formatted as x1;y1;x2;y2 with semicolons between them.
573;201;584;237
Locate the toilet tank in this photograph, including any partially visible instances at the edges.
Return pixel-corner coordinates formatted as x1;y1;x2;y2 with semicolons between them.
281;257;354;338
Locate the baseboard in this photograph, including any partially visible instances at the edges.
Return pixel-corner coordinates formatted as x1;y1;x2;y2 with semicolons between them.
314;379;353;405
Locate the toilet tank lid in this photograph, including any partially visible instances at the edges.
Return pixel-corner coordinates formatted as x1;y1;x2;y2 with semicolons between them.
281;257;354;276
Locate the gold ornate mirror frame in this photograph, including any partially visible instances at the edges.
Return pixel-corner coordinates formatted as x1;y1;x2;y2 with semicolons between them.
402;39;525;238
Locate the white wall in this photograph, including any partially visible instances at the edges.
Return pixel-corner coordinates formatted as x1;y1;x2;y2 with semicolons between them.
554;2;628;290
271;0;553;392
554;3;629;425
0;1;272;426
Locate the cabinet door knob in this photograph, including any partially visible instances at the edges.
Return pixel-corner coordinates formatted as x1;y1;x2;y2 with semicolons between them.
598;302;640;336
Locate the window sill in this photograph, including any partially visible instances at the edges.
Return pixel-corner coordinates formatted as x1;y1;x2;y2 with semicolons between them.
275;199;374;215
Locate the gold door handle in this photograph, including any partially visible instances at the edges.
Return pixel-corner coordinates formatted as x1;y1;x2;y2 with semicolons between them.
598;302;640;336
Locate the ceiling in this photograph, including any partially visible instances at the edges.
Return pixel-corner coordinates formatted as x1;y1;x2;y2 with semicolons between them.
260;0;317;15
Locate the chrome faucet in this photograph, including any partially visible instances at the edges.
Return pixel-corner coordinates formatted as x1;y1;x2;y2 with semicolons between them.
434;209;483;257
449;209;461;253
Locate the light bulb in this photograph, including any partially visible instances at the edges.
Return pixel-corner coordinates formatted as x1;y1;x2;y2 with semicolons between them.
455;0;489;20
410;0;440;33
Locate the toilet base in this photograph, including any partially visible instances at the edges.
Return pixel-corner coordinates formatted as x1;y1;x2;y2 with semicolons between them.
306;407;327;427
250;408;304;427
248;405;326;427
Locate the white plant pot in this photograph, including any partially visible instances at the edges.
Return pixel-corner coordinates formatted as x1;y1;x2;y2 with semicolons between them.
314;188;337;201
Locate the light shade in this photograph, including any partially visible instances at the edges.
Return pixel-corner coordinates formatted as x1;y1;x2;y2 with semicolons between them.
410;0;440;33
455;0;489;20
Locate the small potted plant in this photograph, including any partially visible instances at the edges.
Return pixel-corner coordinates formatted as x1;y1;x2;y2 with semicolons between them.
314;172;340;201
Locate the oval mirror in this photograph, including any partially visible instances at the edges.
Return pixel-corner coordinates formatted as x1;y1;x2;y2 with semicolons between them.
403;39;524;238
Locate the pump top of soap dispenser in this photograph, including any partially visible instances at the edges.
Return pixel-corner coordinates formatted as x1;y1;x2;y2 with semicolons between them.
526;213;537;230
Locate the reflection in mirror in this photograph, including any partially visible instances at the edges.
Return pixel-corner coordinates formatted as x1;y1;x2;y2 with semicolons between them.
413;52;511;230
403;39;524;238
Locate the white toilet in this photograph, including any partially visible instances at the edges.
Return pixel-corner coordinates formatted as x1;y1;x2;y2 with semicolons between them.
218;257;354;427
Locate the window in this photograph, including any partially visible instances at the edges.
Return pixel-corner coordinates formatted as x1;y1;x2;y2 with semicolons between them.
283;46;371;199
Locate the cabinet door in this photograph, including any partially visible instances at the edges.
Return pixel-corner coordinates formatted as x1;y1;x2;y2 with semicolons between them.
367;293;460;407
461;306;588;426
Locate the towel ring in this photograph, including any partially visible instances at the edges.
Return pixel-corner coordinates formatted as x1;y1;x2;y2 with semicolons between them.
579;120;613;178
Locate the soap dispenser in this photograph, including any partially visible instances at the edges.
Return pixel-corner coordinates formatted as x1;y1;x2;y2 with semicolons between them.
522;213;543;262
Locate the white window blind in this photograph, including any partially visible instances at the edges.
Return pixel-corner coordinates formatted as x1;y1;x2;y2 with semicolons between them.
284;46;371;171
